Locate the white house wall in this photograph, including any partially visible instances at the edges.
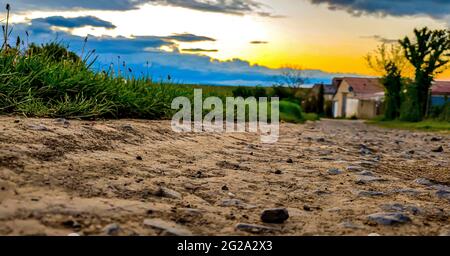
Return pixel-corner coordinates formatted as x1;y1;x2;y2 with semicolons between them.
333;101;339;118
345;99;359;117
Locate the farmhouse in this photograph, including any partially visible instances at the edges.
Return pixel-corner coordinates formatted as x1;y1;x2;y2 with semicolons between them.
331;77;384;119
431;81;450;106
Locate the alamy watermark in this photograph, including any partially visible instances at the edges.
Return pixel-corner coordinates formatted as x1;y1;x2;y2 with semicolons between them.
171;89;280;143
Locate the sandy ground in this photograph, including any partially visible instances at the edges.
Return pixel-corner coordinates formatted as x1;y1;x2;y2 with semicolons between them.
0;116;449;236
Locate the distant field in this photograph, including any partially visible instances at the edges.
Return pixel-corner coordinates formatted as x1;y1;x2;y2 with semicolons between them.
190;84;312;98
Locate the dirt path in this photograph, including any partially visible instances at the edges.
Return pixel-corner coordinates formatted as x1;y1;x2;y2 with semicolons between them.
0;117;449;236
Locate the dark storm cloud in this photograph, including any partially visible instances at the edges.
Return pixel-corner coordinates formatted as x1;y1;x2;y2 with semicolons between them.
182;48;219;52
15;19;174;54
19;18;219;54
309;0;450;18
150;0;264;16
33;16;116;29
0;0;148;11
164;33;216;42
1;0;279;17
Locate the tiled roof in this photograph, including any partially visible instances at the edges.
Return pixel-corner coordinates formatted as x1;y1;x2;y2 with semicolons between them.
341;77;384;95
432;81;450;96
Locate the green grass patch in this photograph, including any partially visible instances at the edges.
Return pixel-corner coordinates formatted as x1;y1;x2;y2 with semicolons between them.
303;113;320;122
367;119;450;132
0;43;193;119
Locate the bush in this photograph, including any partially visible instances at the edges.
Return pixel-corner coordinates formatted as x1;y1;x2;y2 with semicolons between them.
438;102;450;122
279;100;304;123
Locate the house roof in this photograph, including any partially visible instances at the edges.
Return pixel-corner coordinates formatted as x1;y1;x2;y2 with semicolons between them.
324;84;337;95
340;77;384;95
432;81;450;96
312;84;337;95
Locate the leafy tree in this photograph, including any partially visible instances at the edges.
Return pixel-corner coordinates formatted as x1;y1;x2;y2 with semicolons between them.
399;27;450;121
366;43;407;120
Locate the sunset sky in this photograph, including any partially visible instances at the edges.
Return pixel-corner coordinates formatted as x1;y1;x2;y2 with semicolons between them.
4;0;450;85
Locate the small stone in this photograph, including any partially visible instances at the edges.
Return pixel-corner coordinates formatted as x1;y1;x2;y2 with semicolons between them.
287;158;294;164
235;223;280;234
415;178;434;186
303;205;312;212
136;156;143;161
220;199;256;209
13;120;20;123
154;187;182;199
355;176;386;185
358;191;385;197
29;124;49;131
346;166;364;172
221;185;229;191
260;208;289;224
195;171;203;178
62;219;81;229
432;146;444;153
317;138;326;143
430;137;442;142
367;212;411;226
380;204;421;215
356;161;377;168
143;218;192;236
178;208;204;217
360;144;373;155
436;190;450;200
340;221;362;229
328;168;343;175
391;188;421;196
102;223;120;236
358;170;375;176
54;118;70;128
432;184;450;191
314;190;331;196
122;124;134;130
274;170;282;175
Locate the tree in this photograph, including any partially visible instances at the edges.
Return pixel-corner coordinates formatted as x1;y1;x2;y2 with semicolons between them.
366;43;407;120
316;83;325;115
399;27;450;121
277;65;308;88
